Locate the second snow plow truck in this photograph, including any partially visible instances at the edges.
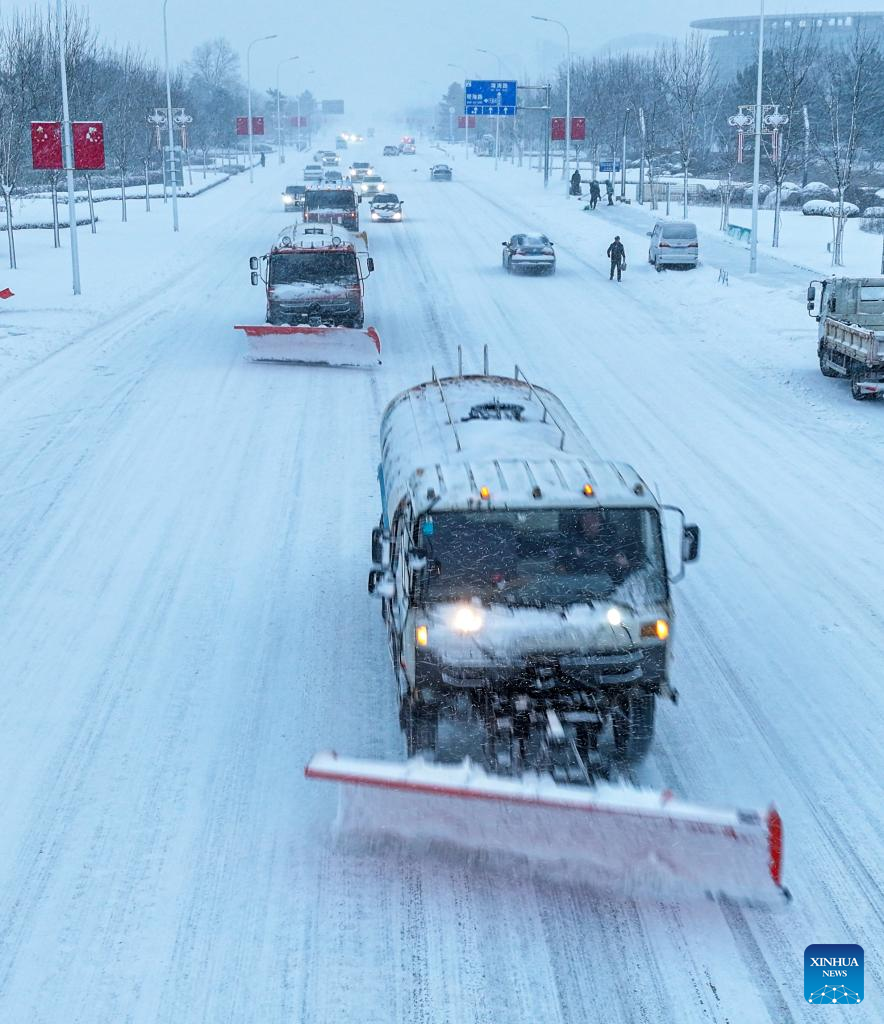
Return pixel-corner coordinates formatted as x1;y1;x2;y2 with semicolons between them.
235;223;380;367
307;356;787;902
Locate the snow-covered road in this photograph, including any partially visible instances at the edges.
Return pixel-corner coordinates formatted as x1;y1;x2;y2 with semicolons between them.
1;143;881;1023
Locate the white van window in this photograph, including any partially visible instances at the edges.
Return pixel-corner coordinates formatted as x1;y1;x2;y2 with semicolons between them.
859;286;884;301
661;223;698;239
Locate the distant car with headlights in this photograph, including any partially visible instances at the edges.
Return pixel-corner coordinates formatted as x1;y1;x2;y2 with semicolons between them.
282;184;306;210
430;164;452;181
323;169;344;184
359;174;386;196
304;163;323;182
348;161;373;182
383;145;399;157
336;137;348;150
502;233;556;274
322;153;340;167
370;193;403;222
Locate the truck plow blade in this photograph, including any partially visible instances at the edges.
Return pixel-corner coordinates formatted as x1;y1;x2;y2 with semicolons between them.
234;325;381;368
306;752;787;903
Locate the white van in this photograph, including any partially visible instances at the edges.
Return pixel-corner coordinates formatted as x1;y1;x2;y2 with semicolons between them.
648;220;699;270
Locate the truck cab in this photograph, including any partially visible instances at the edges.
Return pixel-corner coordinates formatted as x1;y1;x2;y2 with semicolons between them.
368;368;700;767
250;223;373;328
303;185;360;233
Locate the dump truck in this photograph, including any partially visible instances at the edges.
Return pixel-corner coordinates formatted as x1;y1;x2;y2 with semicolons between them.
306;354;787;902
808;276;884;400
234;223;380;367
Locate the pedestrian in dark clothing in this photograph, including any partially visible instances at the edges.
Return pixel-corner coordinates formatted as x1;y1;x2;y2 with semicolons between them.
607;236;626;281
589;180;600;209
570;169;582;196
605;179;614;205
260;152;266;168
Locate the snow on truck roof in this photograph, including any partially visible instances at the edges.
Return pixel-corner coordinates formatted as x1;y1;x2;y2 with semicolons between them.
379;374;657;520
272;223;357;252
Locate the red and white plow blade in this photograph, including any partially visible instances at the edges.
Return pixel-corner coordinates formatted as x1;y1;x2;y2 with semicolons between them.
306;753;787;902
234;325;381;367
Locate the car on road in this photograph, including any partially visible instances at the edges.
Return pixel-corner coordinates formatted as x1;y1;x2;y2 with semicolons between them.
282;184;306;210
324;169;344;184
647;220;699;270
322;153;340;167
304;164;323;182
399;142;416;154
336;137;348;150
369;193;403;222
348;161;373;182
501;233;556;275
383;145;399;157
430;164;452;181
359;174;386;196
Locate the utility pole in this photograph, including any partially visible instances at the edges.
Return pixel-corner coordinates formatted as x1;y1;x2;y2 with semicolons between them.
57;0;81;292
162;0;179;232
749;0;765;274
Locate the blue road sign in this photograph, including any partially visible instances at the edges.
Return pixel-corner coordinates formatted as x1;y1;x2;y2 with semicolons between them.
464;79;517;117
598;159;621;173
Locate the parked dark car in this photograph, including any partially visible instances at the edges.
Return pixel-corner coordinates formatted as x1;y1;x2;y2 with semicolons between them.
501;233;556;274
430;164;452;181
383;145;399;157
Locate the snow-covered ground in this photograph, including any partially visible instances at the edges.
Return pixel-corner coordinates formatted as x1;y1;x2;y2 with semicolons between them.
0;135;882;1023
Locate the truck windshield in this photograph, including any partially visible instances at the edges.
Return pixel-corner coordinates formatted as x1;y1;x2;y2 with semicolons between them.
416;508;666;607
268;252;357;286
305;190;356;211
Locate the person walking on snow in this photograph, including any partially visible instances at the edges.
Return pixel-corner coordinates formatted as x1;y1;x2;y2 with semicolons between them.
570;169;582;196
607;236;626;281
589;180;600;209
605;179;614;205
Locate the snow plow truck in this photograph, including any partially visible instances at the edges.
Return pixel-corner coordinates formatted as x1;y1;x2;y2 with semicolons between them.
306;354;788;902
235;223;380;367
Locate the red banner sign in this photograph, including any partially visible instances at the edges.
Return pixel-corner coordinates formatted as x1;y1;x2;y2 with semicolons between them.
551;117;586;142
457;116;477;129
288;116;308;127
31;121;63;170
73;121;105;170
236;116;265;136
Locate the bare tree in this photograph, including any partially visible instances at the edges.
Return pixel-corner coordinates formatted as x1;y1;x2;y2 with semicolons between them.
815;31;883;265
657;34;716;218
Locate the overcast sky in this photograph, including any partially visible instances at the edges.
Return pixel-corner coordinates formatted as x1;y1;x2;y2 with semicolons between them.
6;0;883;120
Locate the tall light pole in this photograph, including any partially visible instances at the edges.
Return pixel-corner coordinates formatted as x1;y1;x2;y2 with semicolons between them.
532;16;570;188
162;0;180;232
276;55;299;165
621;106;631;200
476;47;503;169
749;0;765;274
448;63;470;159
57;0;80;291
246;34;277;184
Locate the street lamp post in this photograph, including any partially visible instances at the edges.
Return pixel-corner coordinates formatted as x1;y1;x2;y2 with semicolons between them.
532;16;570;189
749;0;765;274
621;107;630;200
162;0;179;233
476;47;503;170
448;63;470;159
57;0;80;290
247;34;277;184
276;55;299;165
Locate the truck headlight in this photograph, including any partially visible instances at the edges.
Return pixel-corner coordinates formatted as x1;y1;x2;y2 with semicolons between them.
606;607;623;627
451;604;484;634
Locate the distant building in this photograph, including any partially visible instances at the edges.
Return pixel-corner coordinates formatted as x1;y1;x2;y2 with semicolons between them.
691;11;884;81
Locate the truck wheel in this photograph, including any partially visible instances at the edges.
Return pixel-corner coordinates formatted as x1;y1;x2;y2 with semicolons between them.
612;690;656;765
818;344;840;378
402;698;437;758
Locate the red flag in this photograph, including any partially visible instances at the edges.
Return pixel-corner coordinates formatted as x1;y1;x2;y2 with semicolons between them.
571;117;586;141
457;116;476;129
0;288;13;300
73;122;105;170
251;116;264;136
236;116;249;136
288;115;308;127
31;122;63;170
550;117;565;141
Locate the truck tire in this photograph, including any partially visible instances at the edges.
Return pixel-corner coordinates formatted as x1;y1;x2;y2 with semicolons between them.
612;689;656;765
402;697;437;758
818;344;840;378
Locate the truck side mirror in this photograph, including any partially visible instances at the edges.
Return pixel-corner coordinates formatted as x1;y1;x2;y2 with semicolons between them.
250;272;260;286
367;257;375;273
371;526;390;566
368;569;396;599
682;525;700;563
249;257;259;271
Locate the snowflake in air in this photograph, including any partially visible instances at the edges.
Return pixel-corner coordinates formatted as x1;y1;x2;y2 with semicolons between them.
808;984;862;1004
